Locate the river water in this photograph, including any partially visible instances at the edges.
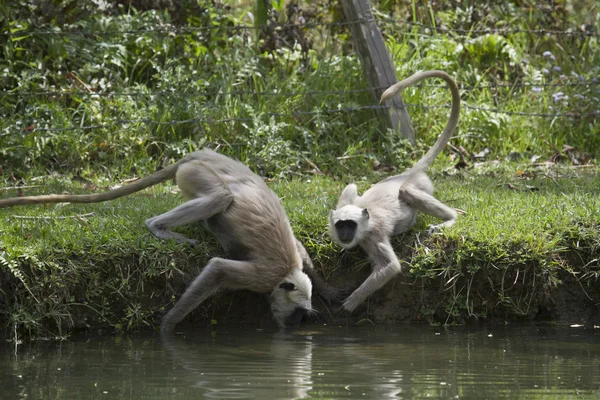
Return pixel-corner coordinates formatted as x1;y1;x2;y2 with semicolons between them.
1;323;599;399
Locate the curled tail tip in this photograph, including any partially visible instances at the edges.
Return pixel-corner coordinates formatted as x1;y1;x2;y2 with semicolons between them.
380;84;401;103
379;89;391;103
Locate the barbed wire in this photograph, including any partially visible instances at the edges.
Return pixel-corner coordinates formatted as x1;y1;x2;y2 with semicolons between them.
16;104;386;133
10;102;598;135
2;12;598;136
0;87;377;98
460;105;598;117
412;22;597;37
376;17;599;37
2;17;597;38
1;80;597;99
0;19;362;38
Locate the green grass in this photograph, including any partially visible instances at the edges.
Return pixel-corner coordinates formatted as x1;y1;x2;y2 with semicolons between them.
1;1;599;339
1;163;599;338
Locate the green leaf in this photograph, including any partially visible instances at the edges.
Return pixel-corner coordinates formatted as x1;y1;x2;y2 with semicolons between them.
254;0;268;28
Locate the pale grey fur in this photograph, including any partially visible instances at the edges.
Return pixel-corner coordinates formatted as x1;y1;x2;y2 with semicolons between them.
329;70;461;312
0;148;342;330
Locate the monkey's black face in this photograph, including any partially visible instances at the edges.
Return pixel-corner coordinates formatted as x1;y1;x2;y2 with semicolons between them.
284;307;308;327
271;271;312;328
334;220;358;244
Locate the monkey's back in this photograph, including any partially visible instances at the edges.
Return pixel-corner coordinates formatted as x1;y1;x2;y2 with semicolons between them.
177;149;301;289
357;171;433;236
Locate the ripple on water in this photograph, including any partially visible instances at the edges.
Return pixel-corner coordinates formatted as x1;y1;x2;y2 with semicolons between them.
1;324;599;399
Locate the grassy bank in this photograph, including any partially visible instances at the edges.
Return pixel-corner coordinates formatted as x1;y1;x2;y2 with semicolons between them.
1;1;599;339
1;162;599;339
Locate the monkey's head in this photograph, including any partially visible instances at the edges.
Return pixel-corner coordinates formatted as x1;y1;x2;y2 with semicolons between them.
270;269;313;328
328;205;370;249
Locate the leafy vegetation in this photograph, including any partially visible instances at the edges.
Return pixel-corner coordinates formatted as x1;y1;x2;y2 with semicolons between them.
0;0;599;338
1;0;598;179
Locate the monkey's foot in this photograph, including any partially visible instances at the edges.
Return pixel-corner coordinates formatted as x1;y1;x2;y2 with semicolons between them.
151;229;199;246
146;219;199;246
179;237;199;246
165;235;199;246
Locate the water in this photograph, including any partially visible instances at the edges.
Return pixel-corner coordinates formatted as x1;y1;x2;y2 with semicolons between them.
1;324;599;399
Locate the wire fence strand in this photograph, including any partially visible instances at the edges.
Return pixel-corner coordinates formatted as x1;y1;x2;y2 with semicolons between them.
2;15;598;136
1;80;598;99
0;20;363;37
3;18;597;37
388;19;599;37
17;103;599;134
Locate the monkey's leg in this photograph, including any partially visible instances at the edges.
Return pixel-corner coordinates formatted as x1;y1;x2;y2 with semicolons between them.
146;192;233;245
295;238;346;304
398;185;457;233
161;257;257;333
342;241;401;312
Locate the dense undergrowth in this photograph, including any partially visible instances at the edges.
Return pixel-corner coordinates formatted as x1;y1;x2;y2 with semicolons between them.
1;1;599;338
0;0;598;180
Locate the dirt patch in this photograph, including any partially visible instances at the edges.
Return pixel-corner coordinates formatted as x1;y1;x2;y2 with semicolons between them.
120;265;600;332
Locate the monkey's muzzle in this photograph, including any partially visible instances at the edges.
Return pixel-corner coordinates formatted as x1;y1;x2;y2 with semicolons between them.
334;220;358;244
338;235;354;244
284;307;308;327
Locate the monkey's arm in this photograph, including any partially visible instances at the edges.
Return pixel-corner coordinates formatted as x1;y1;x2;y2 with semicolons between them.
398;184;457;232
295;239;345;304
342;239;401;312
161;257;258;333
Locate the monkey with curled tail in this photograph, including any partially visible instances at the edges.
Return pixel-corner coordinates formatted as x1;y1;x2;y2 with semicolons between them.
0;149;344;331
329;70;462;313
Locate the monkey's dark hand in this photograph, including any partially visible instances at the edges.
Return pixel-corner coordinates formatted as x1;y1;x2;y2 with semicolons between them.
333;304;354;318
318;286;352;305
160;313;178;335
427;224;443;235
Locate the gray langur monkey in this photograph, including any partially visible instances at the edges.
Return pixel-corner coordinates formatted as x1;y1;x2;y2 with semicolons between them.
0;149;344;331
329;70;461;313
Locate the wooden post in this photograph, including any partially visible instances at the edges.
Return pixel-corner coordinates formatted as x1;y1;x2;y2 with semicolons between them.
341;0;415;144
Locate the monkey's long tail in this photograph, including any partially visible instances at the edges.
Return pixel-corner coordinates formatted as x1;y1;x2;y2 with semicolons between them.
380;70;460;172
0;156;192;208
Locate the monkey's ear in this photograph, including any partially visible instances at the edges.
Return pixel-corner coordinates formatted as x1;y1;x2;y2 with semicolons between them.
279;282;296;291
362;208;369;218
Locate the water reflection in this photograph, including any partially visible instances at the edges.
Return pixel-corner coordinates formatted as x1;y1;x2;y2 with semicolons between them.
1;323;599;399
161;331;314;399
